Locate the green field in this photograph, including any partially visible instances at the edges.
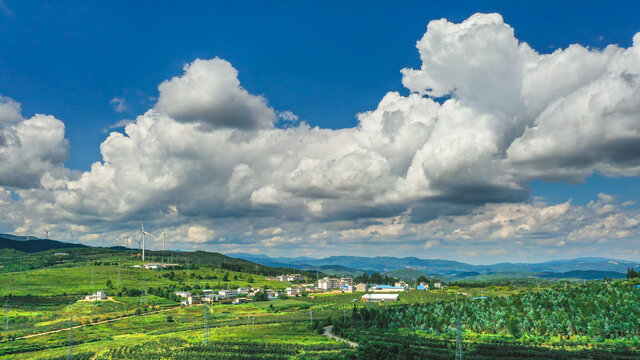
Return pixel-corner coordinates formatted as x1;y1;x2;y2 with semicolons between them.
2;246;639;359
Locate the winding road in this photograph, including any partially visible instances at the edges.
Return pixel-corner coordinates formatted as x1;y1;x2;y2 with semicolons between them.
323;325;358;347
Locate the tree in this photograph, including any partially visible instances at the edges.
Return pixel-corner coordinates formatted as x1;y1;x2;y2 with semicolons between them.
223;272;230;282
247;276;254;284
253;291;268;301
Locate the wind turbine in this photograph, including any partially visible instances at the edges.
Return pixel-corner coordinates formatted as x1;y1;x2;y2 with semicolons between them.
137;222;153;261
160;232;167;252
69;232;74;243
44;229;50;240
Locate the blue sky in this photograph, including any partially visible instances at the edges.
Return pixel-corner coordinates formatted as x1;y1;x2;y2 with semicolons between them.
1;1;640;262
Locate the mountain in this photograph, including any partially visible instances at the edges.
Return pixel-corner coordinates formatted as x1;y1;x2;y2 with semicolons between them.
537;270;627;280
228;253;640;279
384;268;427;281
0;235;86;253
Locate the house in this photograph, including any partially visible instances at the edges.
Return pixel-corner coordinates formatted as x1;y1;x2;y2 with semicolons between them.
237;287;251;295
266;289;278;300
143;263;163;270
202;289;215;295
268;274;304;282
340;277;353;291
433;282;442;289
354;283;368;292
219;290;238;298
416;285;428;290
162;263;181;268
233;297;252;305
361;293;399;302
188;295;201;305
342;284;354;293
318;277;340;290
175;291;191;298
285;274;304;282
286;287;302;296
369;285;406;292
394;281;408;288
202;294;220;303
85;290;107;301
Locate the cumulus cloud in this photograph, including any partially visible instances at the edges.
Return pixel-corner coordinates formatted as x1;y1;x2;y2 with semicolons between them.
155;58;276;130
0;96;69;188
2;13;640;260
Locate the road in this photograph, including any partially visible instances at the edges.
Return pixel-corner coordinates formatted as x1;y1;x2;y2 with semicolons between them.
323;325;358;347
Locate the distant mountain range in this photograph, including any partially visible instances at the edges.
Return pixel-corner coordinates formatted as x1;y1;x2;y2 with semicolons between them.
0;234;86;253
228;253;639;281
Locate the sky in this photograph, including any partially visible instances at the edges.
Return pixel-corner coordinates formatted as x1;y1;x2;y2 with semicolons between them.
0;1;640;264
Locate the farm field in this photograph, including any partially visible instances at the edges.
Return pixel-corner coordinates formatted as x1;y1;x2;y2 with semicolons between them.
2;247;640;359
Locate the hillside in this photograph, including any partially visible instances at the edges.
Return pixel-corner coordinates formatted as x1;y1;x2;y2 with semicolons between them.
0;235;86;253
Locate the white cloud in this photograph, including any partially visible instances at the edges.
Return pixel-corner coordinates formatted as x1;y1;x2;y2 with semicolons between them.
277;110;299;123
1;13;640;260
0;96;69;189
155;58;276;130
110;97;128;113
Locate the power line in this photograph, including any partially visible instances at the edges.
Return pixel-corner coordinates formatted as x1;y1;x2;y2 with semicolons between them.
203;306;210;345
455;311;463;360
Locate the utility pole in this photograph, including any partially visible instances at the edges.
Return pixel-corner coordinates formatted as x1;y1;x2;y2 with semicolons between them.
203;306;210;345
90;266;95;289
140;277;148;305
455;311;463;360
66;316;74;360
117;264;121;286
3;300;8;332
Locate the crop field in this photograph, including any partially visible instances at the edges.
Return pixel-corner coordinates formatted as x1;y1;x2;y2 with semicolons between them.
2;247;640;359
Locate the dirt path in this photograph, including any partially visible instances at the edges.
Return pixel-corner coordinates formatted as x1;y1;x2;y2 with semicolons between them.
323;325;358;347
12;306;178;340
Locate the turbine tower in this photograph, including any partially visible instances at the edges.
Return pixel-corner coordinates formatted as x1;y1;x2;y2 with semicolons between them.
44;229;50;240
160;232;167;252
138;222;152;261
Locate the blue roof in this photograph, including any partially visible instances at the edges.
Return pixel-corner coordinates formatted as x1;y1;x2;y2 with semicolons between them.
372;285;404;289
473;296;488;300
634;285;640;288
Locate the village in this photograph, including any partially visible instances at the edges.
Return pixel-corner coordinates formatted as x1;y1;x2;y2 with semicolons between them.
81;268;444;306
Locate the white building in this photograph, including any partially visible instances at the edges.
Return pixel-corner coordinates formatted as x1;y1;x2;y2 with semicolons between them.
318;277;340;290
219;290;238;298
394;281;408;288
175;291;191;299
202;289;215;295
266;289;278;300
269;274;304;282
433;282;442;289
143;263;163;270
354;283;368;292
369;285;406;292
85;290;107;301
202;294;220;303
361;293;399;302
237;287;251;295
286;287;302;296
188;295;201;305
